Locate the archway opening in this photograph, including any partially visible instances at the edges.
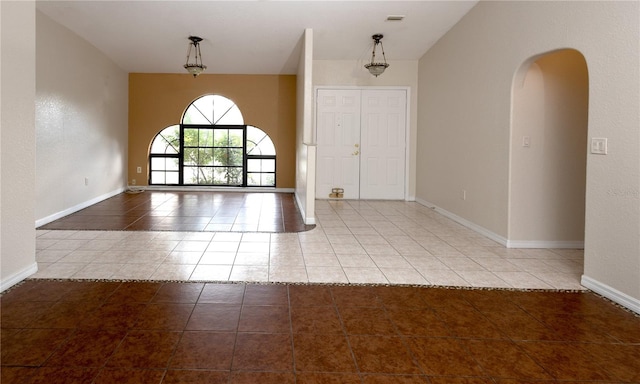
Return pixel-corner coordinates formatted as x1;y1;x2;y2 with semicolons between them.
509;49;588;256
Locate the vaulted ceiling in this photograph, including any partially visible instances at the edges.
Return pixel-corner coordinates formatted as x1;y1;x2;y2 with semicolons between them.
36;1;478;75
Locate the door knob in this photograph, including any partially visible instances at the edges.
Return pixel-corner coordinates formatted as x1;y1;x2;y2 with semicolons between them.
352;150;360;156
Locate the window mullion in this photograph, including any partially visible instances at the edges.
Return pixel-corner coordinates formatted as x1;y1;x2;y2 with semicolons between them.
242;125;248;187
179;124;185;185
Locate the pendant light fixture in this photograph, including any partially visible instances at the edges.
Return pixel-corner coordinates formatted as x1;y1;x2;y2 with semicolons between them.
184;36;207;77
364;34;389;77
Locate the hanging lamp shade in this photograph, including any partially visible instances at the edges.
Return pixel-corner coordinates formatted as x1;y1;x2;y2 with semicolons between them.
364;34;389;77
184;36;207;77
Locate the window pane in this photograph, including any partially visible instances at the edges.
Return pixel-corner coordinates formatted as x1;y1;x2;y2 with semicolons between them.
167;158;179;171
262;159;275;172
150;171;165;184
182;95;245;125
247;159;261;172
213;168;229;184
229;130;243;147
183;98;212;124
214;129;229;146
199;129;213;147
246;126;275;155
262;173;275;186
199;148;214;165
150;125;180;154
184;148;198;165
213;148;227;166
212;95;244;125
151;157;166;170
247;173;260;186
184;167;198;184
198;168;213;184
246;141;257;155
166;172;179;184
229;148;243;166
183;128;199;146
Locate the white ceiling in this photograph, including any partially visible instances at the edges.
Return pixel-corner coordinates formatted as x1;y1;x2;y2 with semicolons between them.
36;1;478;75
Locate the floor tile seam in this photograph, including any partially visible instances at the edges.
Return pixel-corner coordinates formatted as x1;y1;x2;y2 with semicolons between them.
329;288;365;376
283;287;301;376
37;327;102;371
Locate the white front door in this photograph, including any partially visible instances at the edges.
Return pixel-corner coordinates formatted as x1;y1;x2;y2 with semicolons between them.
316;88;407;200
360;90;407;199
316;89;361;199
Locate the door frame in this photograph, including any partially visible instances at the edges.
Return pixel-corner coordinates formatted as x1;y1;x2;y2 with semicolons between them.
313;86;412;201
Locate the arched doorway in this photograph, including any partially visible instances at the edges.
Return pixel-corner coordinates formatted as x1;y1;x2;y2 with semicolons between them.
509;49;589;250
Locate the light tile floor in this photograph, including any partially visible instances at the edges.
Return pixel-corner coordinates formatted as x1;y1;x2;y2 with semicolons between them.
33;200;585;290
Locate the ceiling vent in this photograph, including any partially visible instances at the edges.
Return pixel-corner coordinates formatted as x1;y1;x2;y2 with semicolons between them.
386;15;405;21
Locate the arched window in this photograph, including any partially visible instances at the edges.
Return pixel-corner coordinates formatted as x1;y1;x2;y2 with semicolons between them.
148;95;276;187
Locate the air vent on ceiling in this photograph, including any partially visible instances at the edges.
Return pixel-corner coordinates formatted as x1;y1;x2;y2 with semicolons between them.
386;15;405;21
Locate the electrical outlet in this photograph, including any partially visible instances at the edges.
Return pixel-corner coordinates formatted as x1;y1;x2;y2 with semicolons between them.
84;177;89;186
522;136;531;147
462;190;467;200
137;166;142;173
132;179;136;185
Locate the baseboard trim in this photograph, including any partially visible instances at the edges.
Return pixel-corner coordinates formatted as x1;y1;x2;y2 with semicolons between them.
506;240;585;249
415;198;508;246
35;187;126;228
1;263;38;292
294;192;316;225
581;275;640;315
415;199;585;250
142;186;295;193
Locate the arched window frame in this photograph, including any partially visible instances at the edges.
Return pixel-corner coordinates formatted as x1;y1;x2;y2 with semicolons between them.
148;95;276;187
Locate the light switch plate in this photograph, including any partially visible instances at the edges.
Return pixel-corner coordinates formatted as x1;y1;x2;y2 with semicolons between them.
591;138;608;155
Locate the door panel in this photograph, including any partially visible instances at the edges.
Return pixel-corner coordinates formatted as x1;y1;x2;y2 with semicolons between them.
316;90;361;199
360;90;406;199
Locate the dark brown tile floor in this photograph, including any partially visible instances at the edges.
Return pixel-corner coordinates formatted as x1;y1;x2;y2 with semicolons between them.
38;191;314;233
2;280;639;383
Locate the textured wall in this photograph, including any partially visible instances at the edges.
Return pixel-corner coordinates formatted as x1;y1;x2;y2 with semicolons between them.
35;11;129;223
417;1;639;302
1;1;37;289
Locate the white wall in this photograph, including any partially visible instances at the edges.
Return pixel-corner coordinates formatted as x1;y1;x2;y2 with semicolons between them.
313;60;418;199
1;1;38;290
35;11;128;225
295;29;316;225
417;1;639;310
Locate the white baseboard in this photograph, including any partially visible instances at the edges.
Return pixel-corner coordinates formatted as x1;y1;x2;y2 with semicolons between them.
35;187;126;227
415;198;508;246
142;185;295;193
415;198;585;250
581;275;640;315
1;262;38;292
506;240;585;249
295;192;316;225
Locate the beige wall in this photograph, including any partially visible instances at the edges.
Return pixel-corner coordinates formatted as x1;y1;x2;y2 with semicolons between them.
1;1;37;290
313;60;419;199
36;11;129;225
129;74;297;188
417;1;639;307
510;49;588;246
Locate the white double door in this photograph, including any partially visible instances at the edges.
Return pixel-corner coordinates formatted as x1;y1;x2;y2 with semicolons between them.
316;89;407;200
